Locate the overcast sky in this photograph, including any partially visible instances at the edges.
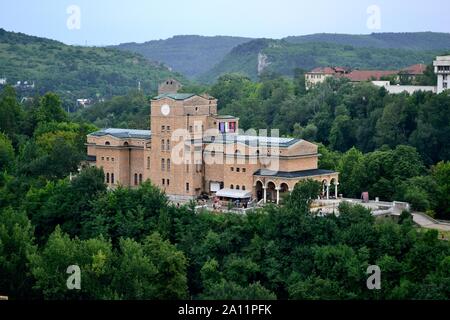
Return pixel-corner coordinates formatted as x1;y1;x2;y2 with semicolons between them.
1;0;449;46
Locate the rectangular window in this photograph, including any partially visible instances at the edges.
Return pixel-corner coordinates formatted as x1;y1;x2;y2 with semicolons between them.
101;157;104;161
111;173;115;184
167;179;170;186
161;158;165;171
167;126;171;131
166;139;170;151
243;168;246;173
161;139;165;151
167;159;171;171
231;167;234;172
162;179;165;186
162;125;165;132
236;168;240;173
106;157;109;161
186;183;190;192
189;126;193;133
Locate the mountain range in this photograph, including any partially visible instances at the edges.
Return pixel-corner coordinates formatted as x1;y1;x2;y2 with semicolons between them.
113;32;450;82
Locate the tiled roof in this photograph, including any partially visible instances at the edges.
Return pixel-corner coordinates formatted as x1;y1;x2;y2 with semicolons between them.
254;168;336;178
89;128;151;139
400;64;427;75
154;93;196;100
344;70;398;82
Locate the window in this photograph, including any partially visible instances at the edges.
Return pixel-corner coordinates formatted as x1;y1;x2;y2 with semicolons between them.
112;158;114;162
236;168;240;173
147;157;150;169
236;185;240;190
101;157;104;161
231;167;234;172
166;139;170;151
189;126;193;133
106;173;110;183
167;179;170;186
134;174;138;186
162;125;165;132
139;174;143;185
161;139;165;151
444;82;448;89
186;183;190;192
167;126;171;131
243;168;246;173
162;179;165;186
105;141;110;146
167;159;171;171
111;173;115;184
242;186;246;191
161;158;165;171
231;185;235;189
106;157;109;161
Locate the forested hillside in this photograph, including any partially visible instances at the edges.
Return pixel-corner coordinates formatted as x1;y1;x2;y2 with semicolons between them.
284;32;450;50
200;39;444;82
0;29;184;108
113;35;251;79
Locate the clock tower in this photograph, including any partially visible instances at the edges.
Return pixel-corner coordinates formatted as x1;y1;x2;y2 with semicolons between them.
150;92;218;201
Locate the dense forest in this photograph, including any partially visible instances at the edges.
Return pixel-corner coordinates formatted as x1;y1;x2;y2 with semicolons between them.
0;29;185;108
113;35;252;79
198;39;445;82
285;32;450;50
1;67;450;300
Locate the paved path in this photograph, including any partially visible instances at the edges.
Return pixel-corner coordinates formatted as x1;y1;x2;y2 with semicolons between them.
313;199;450;232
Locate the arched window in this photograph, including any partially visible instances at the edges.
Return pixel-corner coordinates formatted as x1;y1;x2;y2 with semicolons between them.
230;184;234;189
134;173;138;186
111;173;115;184
139;174;143;185
242;186;246;191
161;139;165;151
106;172;110;183
124;142;129;146
166;139;170;151
161;158;165;171
105;141;110;146
236;185;240;190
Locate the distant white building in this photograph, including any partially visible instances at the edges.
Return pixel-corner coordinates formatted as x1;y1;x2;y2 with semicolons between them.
433;55;450;94
0;78;6;85
76;99;93;108
371;81;436;94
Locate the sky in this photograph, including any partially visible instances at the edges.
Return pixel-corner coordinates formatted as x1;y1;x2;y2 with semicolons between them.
0;0;449;46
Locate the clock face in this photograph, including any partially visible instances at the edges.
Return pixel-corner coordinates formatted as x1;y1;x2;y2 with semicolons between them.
161;104;170;116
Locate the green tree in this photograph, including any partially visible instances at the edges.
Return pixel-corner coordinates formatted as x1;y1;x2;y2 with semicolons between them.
0;208;37;299
0;133;14;171
37;93;67;124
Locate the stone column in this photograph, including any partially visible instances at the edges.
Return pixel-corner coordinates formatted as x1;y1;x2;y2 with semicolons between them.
263;186;267;204
326;184;330;200
276;188;280;205
335;183;339;199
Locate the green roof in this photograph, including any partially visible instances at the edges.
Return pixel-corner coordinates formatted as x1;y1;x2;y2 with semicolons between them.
154;93;196;101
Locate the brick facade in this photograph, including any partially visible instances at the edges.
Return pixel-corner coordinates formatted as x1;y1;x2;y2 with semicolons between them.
86;82;339;203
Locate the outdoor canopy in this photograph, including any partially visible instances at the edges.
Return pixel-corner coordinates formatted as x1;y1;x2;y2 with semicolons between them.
215;188;252;199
